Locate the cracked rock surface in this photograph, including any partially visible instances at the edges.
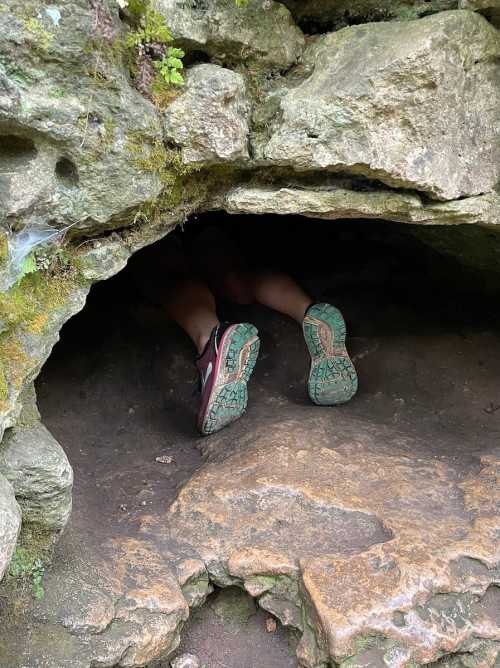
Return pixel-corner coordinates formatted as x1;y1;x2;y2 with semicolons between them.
168;420;499;667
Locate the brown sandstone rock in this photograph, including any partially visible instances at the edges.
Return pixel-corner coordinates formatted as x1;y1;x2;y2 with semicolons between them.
168;417;500;666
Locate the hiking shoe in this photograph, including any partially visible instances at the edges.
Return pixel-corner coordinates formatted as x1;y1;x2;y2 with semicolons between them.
196;322;260;435
303;303;358;406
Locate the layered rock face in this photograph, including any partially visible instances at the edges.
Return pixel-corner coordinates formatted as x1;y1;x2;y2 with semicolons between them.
0;0;499;666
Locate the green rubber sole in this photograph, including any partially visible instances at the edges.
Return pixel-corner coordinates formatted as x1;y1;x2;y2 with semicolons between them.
199;323;260;435
303;303;358;406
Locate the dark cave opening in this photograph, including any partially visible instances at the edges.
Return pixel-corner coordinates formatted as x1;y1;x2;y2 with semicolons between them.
22;212;500;667
35;212;500;522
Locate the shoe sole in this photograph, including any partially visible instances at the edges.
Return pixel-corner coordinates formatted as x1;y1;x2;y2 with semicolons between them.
199;323;260;435
303;303;358;406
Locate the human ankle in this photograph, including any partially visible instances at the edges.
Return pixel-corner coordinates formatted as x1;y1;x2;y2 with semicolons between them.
195;333;211;357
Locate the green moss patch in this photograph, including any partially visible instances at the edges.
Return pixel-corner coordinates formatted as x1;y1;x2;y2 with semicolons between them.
125;134;201;224
0;271;79;334
22;17;53;52
8;546;45;600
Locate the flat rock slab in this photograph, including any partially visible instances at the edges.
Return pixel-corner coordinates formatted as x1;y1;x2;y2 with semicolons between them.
167;417;500;666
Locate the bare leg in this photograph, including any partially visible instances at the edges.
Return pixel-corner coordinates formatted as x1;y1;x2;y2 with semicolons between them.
163;278;219;355
225;270;314;323
187;226;313;323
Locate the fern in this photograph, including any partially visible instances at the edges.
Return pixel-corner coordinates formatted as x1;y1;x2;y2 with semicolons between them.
125;7;172;48
154;46;185;86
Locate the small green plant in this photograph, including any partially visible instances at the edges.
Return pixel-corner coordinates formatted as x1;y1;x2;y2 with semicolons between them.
153;46;184;86
125;5;172;47
23;17;53;51
8;546;45;600
124;2;184;102
18;253;37;281
15;244;72;284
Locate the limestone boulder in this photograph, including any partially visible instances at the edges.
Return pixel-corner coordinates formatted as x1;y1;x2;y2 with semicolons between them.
155;0;304;70
258;11;500;201
163;64;250;166
0;472;21;581
0;0;164;235
0;422;73;531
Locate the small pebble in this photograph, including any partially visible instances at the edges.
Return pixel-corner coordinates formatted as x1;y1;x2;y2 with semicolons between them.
171;653;200;668
265;617;277;633
156;455;175;464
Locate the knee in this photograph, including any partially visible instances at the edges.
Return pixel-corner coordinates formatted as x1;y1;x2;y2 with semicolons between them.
221;270;255;305
252;270;289;302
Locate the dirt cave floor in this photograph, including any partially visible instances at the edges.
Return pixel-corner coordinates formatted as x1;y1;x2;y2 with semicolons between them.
1;215;500;667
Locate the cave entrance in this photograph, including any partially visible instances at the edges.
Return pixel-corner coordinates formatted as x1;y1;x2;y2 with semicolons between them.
15;212;500;666
37;211;500;461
